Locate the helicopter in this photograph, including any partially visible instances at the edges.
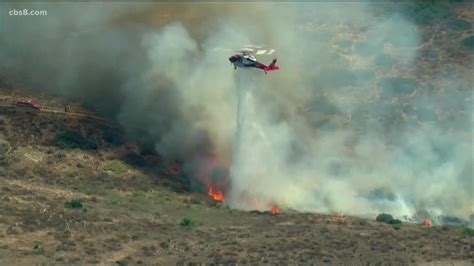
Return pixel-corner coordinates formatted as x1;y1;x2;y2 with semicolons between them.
228;45;280;74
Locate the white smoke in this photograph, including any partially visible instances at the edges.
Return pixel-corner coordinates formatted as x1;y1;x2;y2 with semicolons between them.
221;3;472;223
0;2;471;223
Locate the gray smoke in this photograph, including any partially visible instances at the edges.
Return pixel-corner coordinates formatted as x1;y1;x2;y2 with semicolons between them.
0;2;472;223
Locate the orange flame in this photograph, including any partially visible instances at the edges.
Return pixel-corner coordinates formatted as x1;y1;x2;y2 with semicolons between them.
270;206;281;215
208;187;224;202
422;218;432;227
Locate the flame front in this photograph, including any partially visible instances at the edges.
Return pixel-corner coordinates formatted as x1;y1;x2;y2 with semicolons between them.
208;187;224;202
271;206;281;215
422;218;432;227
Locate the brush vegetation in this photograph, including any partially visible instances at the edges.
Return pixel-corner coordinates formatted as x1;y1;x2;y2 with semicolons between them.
55;130;98;150
392;224;402;230
103;160;129;174
64;199;84;209
461;227;474;236
376;213;402;225
180;217;194;228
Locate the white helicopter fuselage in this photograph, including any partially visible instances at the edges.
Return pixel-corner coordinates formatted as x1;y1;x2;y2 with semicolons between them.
228;47;279;74
233;54;257;68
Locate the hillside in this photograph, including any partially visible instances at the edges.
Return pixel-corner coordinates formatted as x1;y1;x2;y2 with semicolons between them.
0;2;473;265
0;90;472;265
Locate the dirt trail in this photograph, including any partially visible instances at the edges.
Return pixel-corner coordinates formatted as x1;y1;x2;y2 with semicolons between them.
0;103;106;122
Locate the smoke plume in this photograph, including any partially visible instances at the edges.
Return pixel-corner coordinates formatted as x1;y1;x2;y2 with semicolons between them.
0;2;472;224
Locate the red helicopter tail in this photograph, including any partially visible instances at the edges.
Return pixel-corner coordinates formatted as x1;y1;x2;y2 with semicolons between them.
264;58;280;72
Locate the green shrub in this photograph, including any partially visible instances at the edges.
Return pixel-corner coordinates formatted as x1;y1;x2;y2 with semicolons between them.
55;130;97;150
103;160;129;174
376;213;403;226
64;199;83;209
376;213;394;223
462;227;474;236
392;224;402;230
33;241;44;255
388;219;402;225
179;217;194;228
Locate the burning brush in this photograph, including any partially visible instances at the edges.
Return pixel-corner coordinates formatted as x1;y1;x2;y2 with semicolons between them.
270;205;282;215
419;211;433;227
208;186;224;203
197;155;229;204
422;217;432;227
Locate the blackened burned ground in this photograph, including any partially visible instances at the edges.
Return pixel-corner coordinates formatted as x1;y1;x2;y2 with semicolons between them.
0;94;472;265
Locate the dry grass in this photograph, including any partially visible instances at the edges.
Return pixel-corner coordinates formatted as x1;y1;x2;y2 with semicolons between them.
0;4;472;264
